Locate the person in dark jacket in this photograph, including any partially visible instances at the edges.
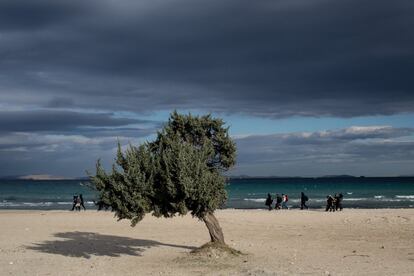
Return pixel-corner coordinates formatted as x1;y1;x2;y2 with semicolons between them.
265;193;273;210
326;195;335;212
334;193;343;211
71;195;78;211
275;194;282;210
79;194;86;211
300;192;309;210
95;200;110;211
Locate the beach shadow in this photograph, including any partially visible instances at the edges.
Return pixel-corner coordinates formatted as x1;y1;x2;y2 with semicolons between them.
27;231;197;259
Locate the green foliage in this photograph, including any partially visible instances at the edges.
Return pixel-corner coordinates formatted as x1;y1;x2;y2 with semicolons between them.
151;111;236;170
90;112;236;226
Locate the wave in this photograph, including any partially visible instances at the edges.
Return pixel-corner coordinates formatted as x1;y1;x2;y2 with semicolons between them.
310;199;328;203
0;202;22;207
243;198;266;203
7;197;408;207
395;195;414;199
343;198;368;201
343;197;414;202
23;202;53;206
241;197;414;203
0;201;96;207
242;198;302;203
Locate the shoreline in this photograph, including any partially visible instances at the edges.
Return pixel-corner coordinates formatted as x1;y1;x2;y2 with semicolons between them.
0;206;413;212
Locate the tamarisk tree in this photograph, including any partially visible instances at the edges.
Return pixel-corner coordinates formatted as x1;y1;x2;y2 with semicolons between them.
90;112;236;246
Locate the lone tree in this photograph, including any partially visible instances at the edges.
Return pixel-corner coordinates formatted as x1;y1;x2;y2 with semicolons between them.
90;112;236;246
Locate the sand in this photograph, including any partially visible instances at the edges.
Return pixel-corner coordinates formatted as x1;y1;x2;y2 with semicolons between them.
0;209;413;275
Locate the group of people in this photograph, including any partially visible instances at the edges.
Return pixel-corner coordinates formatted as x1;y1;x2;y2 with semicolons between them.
265;192;309;210
70;194;113;211
71;194;86;211
325;193;343;212
265;192;344;211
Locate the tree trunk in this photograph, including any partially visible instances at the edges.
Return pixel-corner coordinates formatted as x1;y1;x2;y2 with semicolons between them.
202;212;225;245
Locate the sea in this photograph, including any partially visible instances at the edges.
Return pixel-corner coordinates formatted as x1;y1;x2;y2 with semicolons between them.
0;177;413;210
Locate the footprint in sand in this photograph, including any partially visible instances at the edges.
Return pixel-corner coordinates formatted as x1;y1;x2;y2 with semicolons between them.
395;216;410;223
380;216;390;223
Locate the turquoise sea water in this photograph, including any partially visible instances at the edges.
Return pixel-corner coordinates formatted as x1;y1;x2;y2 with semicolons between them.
0;177;413;210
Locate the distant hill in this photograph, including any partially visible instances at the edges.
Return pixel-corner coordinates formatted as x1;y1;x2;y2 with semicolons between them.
0;174;84;180
2;174;412;181
228;175;359;179
0;175;20;180
228;175;301;179
18;174;72;180
227;175;414;180
320;175;357;178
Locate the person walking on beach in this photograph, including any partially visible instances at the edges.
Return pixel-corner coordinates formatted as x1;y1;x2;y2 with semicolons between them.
75;196;81;211
325;195;335;212
282;194;289;209
300;192;309;210
79;194;86;211
275;194;282;210
265;193;273;210
71;195;78;211
334;193;343;211
95;200;110;211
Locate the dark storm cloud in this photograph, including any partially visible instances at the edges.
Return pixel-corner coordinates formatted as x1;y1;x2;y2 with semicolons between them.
0;109;159;159
1;0;414;177
0;110;150;132
0;0;413;117
0;0;87;31
0;133;122;177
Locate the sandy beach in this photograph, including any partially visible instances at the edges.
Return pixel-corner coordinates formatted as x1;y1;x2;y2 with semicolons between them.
0;209;413;275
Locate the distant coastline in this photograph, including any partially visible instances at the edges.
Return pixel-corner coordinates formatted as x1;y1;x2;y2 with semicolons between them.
227;175;414;180
0;175;89;181
1;174;413;181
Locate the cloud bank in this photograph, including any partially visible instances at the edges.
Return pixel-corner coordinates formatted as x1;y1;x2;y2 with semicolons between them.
234;126;414;176
0;0;413;117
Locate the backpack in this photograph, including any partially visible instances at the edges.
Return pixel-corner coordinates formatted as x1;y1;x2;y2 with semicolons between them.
304;195;309;201
285;195;289;202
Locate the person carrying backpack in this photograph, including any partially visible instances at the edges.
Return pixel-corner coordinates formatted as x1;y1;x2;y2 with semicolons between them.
275;194;282;210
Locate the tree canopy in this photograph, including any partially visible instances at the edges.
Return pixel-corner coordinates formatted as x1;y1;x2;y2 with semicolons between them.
90;112;236;244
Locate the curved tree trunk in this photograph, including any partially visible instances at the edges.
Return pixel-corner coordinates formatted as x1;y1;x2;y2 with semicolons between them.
202;212;225;245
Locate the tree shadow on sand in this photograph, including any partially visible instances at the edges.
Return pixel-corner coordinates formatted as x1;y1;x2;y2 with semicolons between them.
26;232;197;259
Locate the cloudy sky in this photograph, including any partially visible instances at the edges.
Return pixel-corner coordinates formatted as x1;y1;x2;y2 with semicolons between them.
1;0;413;177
